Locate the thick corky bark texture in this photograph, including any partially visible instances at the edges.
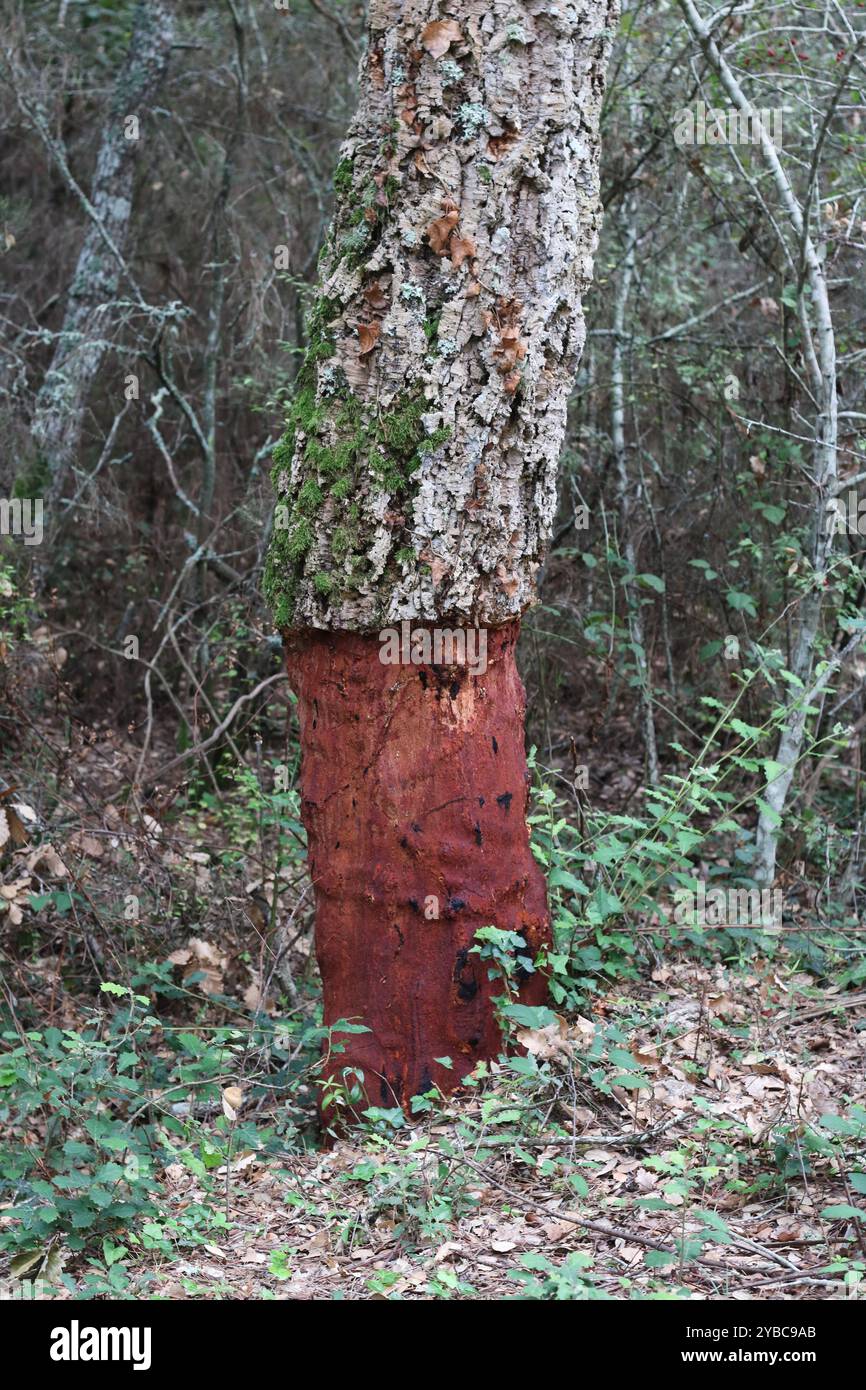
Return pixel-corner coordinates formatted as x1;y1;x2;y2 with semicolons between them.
286;621;549;1106
266;0;615;631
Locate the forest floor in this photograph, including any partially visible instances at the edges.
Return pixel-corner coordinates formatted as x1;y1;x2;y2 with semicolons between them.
2;649;866;1301
108;962;866;1302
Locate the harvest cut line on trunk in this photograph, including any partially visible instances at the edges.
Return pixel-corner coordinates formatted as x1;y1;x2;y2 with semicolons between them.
266;1;616;1114
286;620;549;1108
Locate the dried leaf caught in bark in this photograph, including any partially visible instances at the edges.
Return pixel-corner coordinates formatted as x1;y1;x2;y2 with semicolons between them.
356;321;381;356
368;48;385;88
488;127;520;159
449;232;476;268
494;330;527;372
421;20;462;59
430;556;450;588
488;297;528;386
495;564;520;596
364;280;390;311
427;208;460;255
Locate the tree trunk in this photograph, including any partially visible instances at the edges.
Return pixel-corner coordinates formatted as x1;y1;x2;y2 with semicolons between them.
287;621;549;1108
24;0;174;513
675;0;840;889
266;0;615;1111
610;157;660;789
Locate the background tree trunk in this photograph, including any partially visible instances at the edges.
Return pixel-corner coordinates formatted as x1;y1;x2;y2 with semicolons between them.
18;0;174;515
675;0;841;890
266;0;616;1112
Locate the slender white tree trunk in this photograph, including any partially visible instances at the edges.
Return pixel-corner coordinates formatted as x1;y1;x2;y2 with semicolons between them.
22;0;174;510
610;179;660;787
677;0;839;888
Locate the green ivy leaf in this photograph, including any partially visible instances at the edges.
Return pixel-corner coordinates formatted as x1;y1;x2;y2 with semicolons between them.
644;1250;677;1268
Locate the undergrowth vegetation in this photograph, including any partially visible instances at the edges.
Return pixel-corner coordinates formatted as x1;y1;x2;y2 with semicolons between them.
2;595;865;1299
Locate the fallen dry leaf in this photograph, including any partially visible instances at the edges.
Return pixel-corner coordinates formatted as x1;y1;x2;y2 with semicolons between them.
242;976;276;1015
69;832;104;859
222;1085;244;1121
0;806;28;849
434;1241;462;1263
168;937;227;996
27;843;69;878
517;1014;572;1061
0;875;32;926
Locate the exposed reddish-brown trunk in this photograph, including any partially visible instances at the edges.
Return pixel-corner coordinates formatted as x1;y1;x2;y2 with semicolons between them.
284;619;550;1111
267;2;615;1122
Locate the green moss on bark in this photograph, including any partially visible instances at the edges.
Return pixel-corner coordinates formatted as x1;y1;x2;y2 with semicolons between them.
264;342;450;627
263;136;450;629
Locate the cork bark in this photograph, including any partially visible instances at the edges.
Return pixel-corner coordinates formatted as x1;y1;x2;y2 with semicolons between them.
266;0;616;631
